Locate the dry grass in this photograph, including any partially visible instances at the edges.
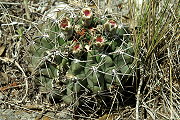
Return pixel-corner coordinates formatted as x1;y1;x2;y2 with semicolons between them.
0;0;179;119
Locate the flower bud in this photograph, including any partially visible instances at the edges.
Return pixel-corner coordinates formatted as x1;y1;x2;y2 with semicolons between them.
59;18;73;39
72;43;82;54
59;17;71;30
103;19;118;33
81;8;93;27
81;8;92;19
94;35;105;47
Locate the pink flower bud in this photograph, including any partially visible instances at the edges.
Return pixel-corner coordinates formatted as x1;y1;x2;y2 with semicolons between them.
59;18;71;30
81;8;92;27
72;43;82;54
109;20;117;28
104;19;118;32
81;8;92;19
59;18;73;39
94;35;105;47
84;9;91;16
96;36;104;43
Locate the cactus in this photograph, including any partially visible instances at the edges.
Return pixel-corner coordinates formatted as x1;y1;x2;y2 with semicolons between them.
85;65;105;93
28;7;135;110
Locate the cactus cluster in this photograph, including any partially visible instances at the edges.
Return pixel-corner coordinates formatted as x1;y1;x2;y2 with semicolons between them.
29;8;135;105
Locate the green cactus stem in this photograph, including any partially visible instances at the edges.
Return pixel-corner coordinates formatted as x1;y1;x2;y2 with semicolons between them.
85;65;105;92
120;64;132;75
62;95;74;104
88;85;104;93
104;66;116;84
99;55;114;70
113;51;126;68
116;24;129;36
66;60;85;77
40;67;57;78
86;50;98;64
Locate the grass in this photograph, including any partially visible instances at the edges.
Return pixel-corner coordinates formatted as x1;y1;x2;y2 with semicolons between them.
0;0;179;119
132;0;179;119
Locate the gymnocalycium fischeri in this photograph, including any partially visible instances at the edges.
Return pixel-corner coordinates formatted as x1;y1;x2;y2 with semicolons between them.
28;7;135;106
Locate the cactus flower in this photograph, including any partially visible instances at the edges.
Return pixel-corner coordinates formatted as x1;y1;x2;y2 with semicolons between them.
96;36;104;43
81;8;92;19
109;20;117;27
60;18;71;30
104;19;118;33
94;35;105;47
81;8;92;26
59;17;73;39
72;43;82;54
